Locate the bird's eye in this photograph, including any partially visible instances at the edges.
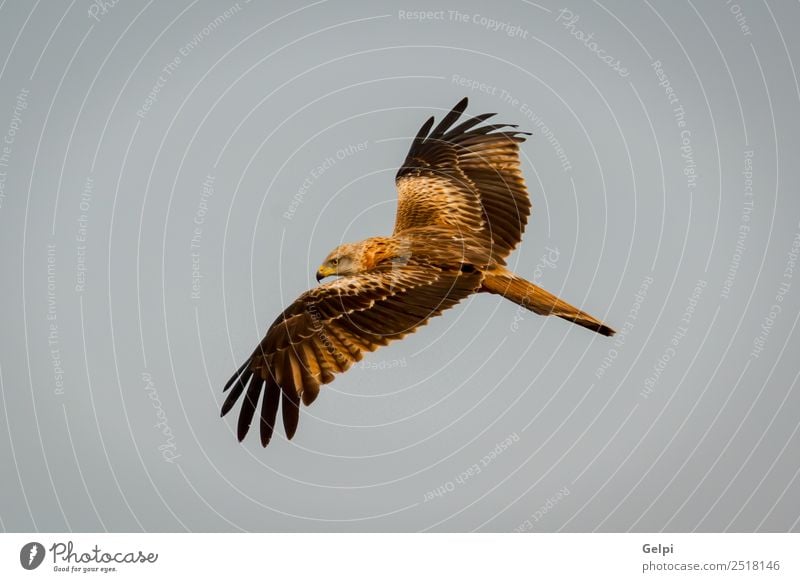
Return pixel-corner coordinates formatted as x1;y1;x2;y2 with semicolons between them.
331;258;339;265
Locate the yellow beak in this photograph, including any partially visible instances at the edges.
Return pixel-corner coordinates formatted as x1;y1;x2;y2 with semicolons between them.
316;265;335;282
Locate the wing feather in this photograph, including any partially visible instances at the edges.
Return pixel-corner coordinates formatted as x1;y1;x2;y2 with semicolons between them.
222;265;482;446
259;375;280;446
394;98;532;259
237;373;263;442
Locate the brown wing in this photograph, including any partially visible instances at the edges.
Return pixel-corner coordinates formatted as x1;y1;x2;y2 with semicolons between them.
221;265;482;447
395;97;532;259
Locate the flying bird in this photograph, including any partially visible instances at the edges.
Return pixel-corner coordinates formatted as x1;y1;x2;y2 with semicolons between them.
222;98;614;447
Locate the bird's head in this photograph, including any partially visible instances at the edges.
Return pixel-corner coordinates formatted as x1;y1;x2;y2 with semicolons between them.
316;242;363;282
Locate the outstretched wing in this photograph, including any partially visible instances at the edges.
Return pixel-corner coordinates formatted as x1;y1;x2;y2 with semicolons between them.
394;97;532;259
221;265;483;447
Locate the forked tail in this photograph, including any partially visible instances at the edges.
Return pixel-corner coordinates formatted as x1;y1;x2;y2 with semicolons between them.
481;268;615;336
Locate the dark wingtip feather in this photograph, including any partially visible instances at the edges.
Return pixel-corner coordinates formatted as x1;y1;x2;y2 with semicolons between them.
447;112;497;137
259;377;281;447
236;377;263;442
430;98;469;137
415;116;434;141
223;359;249;392
282;390;301;441
220;369;252;417
237;417;250;442
220;390;237;417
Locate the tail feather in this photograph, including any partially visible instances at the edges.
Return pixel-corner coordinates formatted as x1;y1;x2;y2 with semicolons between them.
482;268;615;336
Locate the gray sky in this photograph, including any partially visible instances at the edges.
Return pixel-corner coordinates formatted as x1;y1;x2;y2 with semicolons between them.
0;0;798;532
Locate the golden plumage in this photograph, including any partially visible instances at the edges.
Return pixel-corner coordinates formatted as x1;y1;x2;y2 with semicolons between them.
222;98;614;447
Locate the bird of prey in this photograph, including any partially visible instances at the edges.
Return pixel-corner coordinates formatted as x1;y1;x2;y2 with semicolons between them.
222;97;614;447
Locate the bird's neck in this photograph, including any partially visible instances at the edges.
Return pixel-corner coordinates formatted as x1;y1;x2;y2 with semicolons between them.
358;236;397;270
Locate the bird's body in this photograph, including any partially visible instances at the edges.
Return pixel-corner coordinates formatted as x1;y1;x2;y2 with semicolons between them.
222;98;615;447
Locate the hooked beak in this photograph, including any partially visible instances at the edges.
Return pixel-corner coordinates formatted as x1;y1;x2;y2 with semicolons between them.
316;265;335;282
